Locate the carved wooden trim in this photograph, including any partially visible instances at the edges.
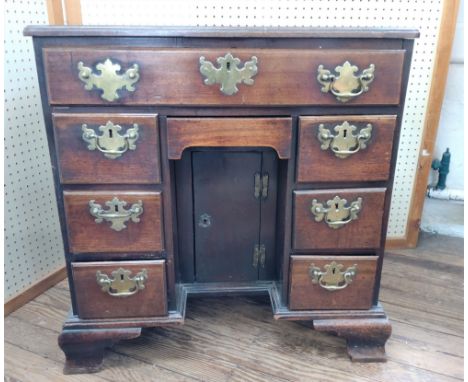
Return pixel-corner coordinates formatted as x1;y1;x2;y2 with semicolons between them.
58;327;141;374
313;317;392;362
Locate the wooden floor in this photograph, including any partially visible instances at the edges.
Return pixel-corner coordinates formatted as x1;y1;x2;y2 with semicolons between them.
5;233;464;381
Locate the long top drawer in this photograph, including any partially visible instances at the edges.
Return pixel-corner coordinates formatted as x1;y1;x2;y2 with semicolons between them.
43;47;405;106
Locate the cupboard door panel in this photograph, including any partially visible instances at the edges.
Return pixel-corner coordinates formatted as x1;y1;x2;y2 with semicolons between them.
193;151;261;282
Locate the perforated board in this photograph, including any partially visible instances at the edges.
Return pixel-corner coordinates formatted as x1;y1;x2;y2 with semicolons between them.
81;0;443;238
4;0;65;300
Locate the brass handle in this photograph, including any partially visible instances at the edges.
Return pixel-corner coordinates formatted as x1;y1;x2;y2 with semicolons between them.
199;53;258;96
96;268;147;297
309;261;357;291
318;122;372;159
317;61;375;103
89;197;143;232
311;196;362;229
77;58;140;102
82;121;139;159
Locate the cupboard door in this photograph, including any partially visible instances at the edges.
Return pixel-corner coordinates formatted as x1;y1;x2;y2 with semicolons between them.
193;151;262;282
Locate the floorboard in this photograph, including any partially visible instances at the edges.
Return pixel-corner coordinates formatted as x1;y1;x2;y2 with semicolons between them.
4;233;464;381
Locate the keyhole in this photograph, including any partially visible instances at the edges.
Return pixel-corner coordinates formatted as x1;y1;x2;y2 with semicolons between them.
120;274;124;281
115;205;119;212
226;61;231;71
199;213;211;228
332;268;336;274
108;129;113;138
343;129;347;138
335;203;339;210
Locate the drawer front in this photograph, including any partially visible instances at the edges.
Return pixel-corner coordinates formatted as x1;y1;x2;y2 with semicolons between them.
293;188;385;250
43;47;404;106
289;255;377;310
72;260;167;319
53;113;161;184
167;118;292;159
64;190;164;253
297;116;397;183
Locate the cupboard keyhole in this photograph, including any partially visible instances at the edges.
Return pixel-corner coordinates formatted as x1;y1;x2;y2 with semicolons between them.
108;128;113;138
226;61;231;71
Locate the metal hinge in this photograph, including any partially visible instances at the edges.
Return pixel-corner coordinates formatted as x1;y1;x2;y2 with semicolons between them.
253;244;266;268
254;173;269;199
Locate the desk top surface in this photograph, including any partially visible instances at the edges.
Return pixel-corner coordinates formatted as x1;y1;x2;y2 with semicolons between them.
24;25;419;39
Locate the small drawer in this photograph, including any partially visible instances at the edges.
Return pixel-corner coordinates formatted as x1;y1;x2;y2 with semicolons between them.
43;47;404;106
72;260;167;319
167;118;292;159
289;255;377;310
52;113;161;184
297;116;397;183
64;190;164;253
293;188;385;250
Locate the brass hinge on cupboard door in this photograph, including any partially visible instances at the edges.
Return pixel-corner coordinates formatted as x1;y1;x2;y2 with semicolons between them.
253;244;266;268
254;173;269;199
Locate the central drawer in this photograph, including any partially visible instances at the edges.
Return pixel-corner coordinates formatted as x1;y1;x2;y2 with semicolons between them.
43;47;405;106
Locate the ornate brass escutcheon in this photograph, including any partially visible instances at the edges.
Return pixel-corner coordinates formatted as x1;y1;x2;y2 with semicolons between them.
81;121;139;159
317;121;373;159
77;58;140;102
89;197;143;232
309;261;357;291
199;53;258;95
317;61;375;102
311;195;362;229
96;268;147;297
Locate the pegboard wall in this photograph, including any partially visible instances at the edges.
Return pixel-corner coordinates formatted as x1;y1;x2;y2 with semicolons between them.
80;0;443;238
4;0;65;300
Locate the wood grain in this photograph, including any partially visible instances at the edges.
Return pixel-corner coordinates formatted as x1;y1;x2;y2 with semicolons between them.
4;233;464;381
43;48;405;106
297;115;397;182
64;190;164;253
24;25;420;38
293;188;386;250
53;113;161;184
167;118;292;159
46;0;64;25
406;0;460;247
63;0;82;25
289;256;378;310
72;260;167;319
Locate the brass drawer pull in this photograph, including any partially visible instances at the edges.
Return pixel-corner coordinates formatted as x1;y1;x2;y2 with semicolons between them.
311;196;362;229
309;261;357;291
318;122;372;159
89;197;143;232
317;61;375;103
82;121;139;159
199;53;258;96
77;58;140;102
96;268;147;297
